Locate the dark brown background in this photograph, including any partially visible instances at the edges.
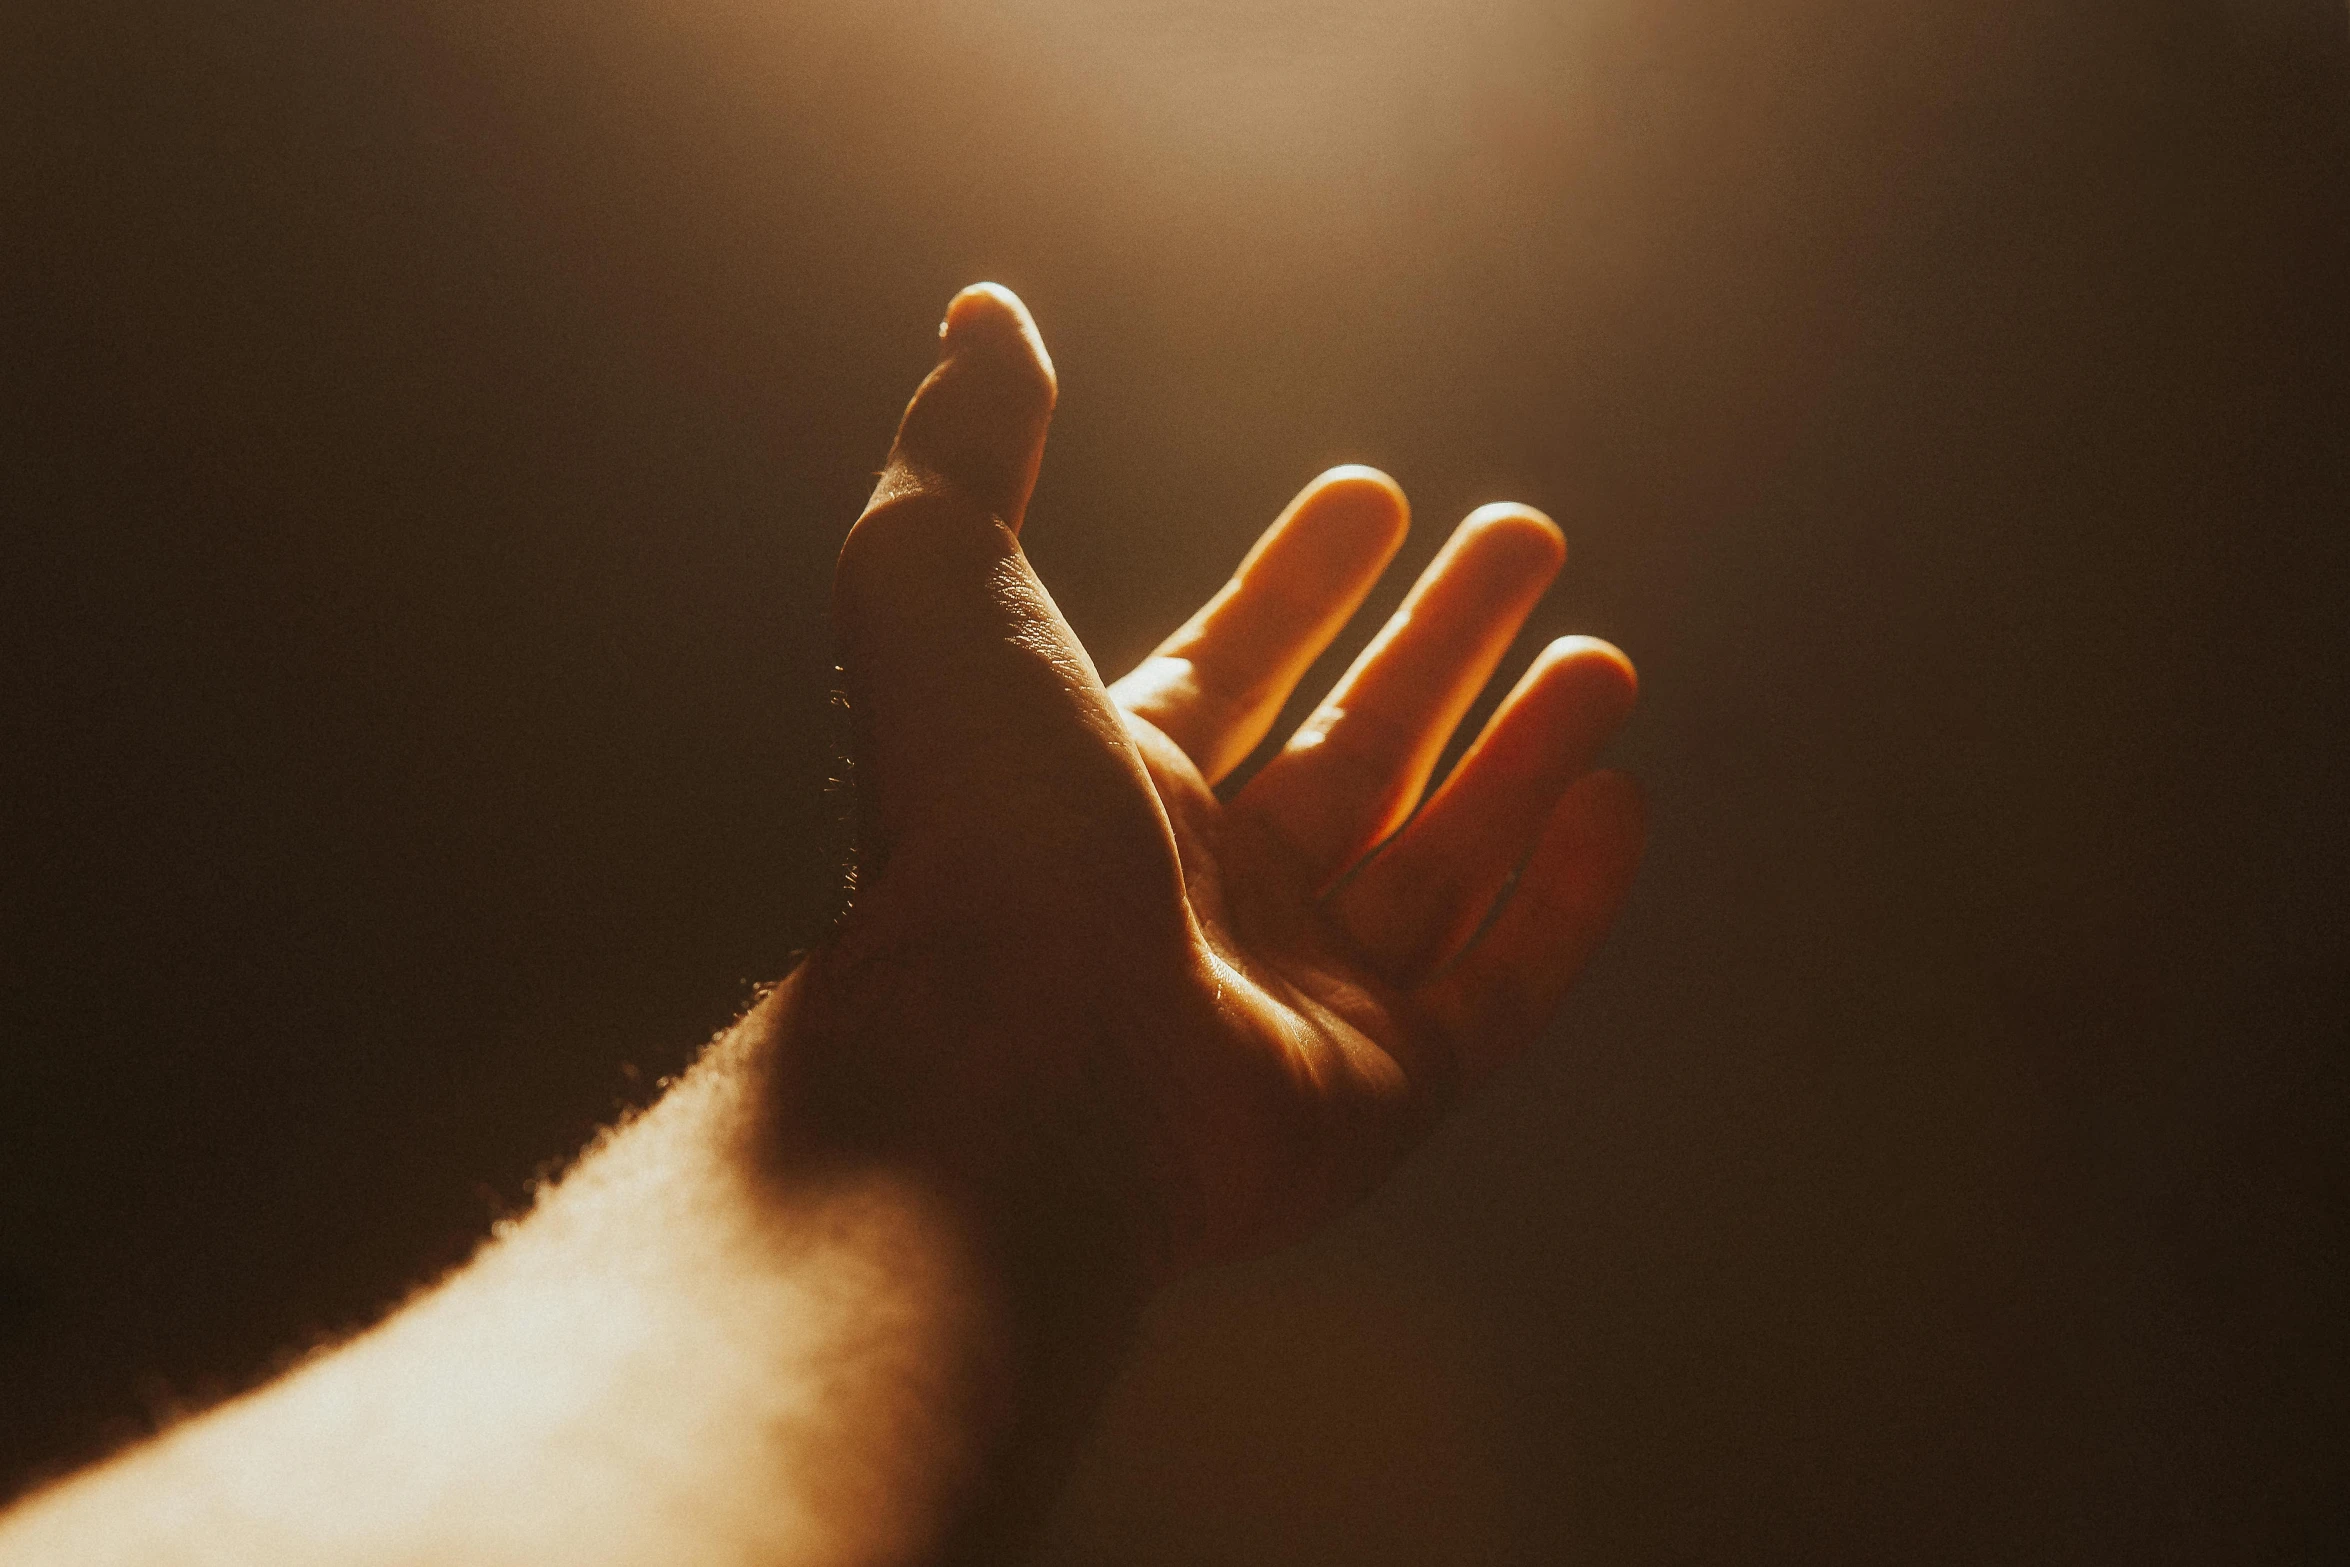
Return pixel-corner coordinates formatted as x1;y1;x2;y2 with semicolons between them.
5;1;2347;1560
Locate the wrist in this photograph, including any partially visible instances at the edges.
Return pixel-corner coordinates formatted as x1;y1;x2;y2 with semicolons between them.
732;954;1160;1302
708;965;1154;1554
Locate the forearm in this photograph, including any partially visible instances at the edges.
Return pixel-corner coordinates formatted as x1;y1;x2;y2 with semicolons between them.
0;978;1139;1567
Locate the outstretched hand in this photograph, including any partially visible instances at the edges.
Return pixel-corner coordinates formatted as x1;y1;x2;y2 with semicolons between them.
785;283;1645;1282
0;281;1644;1567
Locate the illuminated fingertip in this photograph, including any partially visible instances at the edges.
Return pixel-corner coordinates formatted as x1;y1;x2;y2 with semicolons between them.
1432;505;1564;595
1461;501;1566;565
942;282;1056;396
868;285;1057;529
1289;466;1410;556
1464;500;1554;529
1309;463;1408;508
942;281;1028;338
1539;634;1638;693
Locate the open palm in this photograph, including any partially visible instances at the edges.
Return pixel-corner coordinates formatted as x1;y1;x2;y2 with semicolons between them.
797;286;1643;1282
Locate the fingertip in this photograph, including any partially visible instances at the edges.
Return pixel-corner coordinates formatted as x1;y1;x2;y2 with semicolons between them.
942;282;1057;404
1289;465;1411;560
1536;635;1639;712
1545;633;1634;675
1310;463;1410;515
1417;504;1562;612
941;280;1027;337
1460;502;1567;578
872;284;1057;529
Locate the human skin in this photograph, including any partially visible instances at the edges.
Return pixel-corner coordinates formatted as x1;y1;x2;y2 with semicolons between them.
0;284;1644;1566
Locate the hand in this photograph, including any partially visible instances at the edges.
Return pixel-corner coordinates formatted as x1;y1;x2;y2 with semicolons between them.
779;283;1646;1283
0;282;1645;1567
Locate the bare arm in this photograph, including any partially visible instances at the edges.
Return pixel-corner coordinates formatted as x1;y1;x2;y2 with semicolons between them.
0;285;1643;1566
0;981;1125;1566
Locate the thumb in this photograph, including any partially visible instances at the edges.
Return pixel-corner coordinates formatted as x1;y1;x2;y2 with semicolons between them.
869;282;1057;532
832;286;1155;885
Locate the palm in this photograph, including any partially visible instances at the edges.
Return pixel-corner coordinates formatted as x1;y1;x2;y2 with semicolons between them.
1112;716;1437;1263
823;286;1643;1280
